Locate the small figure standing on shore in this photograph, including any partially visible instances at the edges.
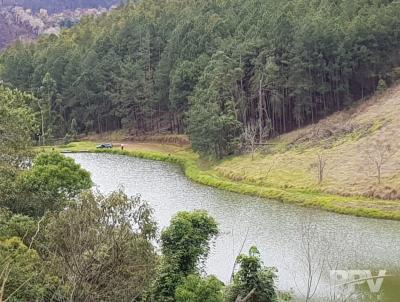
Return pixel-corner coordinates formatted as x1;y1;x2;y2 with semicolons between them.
121;143;124;150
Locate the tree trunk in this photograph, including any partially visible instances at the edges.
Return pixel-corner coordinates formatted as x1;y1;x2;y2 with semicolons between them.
235;288;256;302
37;100;45;145
258;76;263;143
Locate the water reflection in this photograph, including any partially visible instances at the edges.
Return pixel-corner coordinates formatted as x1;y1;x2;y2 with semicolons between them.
67;153;400;299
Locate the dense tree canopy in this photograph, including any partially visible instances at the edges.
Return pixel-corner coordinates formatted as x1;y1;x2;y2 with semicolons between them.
1;0;399;157
0;152;91;217
23;152;91;198
0;86;37;167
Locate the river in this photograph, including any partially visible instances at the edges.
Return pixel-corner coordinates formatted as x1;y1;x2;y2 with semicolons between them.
67;153;400;301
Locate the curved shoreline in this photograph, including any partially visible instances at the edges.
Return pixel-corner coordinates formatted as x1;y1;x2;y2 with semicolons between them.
61;146;400;221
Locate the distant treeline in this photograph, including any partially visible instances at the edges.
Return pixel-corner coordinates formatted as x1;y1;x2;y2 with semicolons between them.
1;0;400;157
0;0;121;12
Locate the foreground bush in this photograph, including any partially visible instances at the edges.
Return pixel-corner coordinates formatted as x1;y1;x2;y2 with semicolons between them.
44;190;157;301
175;274;224;302
145;210;219;302
225;247;278;302
1;152;91;217
0;237;61;302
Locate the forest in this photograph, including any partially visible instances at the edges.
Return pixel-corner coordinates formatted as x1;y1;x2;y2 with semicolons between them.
1;0;400;157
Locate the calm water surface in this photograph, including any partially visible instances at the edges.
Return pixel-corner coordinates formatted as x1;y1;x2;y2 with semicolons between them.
67;153;400;300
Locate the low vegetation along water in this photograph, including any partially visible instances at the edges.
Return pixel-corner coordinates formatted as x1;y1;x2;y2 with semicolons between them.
68;153;400;300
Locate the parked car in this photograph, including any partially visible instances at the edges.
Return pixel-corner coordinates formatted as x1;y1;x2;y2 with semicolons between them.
96;143;113;149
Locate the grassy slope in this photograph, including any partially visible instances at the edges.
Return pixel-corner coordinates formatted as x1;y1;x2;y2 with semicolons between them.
43;85;400;220
219;87;400;188
219;86;400;195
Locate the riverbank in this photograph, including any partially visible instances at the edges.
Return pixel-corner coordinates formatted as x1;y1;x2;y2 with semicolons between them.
41;141;400;221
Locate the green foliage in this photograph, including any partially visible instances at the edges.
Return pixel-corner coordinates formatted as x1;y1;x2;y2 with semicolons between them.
0;173;157;301
0;152;91;217
0;237;60;302
175;274;224;302
169;55;209;113
0;85;37;167
2;0;399;156
146;210;219;302
377;79;388;94
24;152;91;198
225;247;277;302
161;211;219;274
63;133;72;145
392;67;400;80
0;82;94;241
36;72;62;143
45;190;157;301
0;209;37;243
277;292;292;302
187;52;242;158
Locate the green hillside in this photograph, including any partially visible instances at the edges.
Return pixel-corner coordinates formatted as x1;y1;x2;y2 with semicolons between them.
1;0;400;158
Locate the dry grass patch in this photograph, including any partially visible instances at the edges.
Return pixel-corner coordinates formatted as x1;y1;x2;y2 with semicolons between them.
216;85;400;201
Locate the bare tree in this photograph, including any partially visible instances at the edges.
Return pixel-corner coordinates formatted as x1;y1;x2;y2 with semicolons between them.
37;98;45;146
242;124;270;160
230;228;250;282
262;162;275;183
258;76;264;144
310;153;327;184
291;215;335;302
299;222;326;301
365;140;397;184
290;214;355;302
242;124;258;160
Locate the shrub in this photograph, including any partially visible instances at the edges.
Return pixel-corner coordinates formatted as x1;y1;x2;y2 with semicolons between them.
0;152;91;217
145;211;219;302
376;79;388;94
225;247;277;302
0;237;60;301
45;190;157;301
175;274;224;302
